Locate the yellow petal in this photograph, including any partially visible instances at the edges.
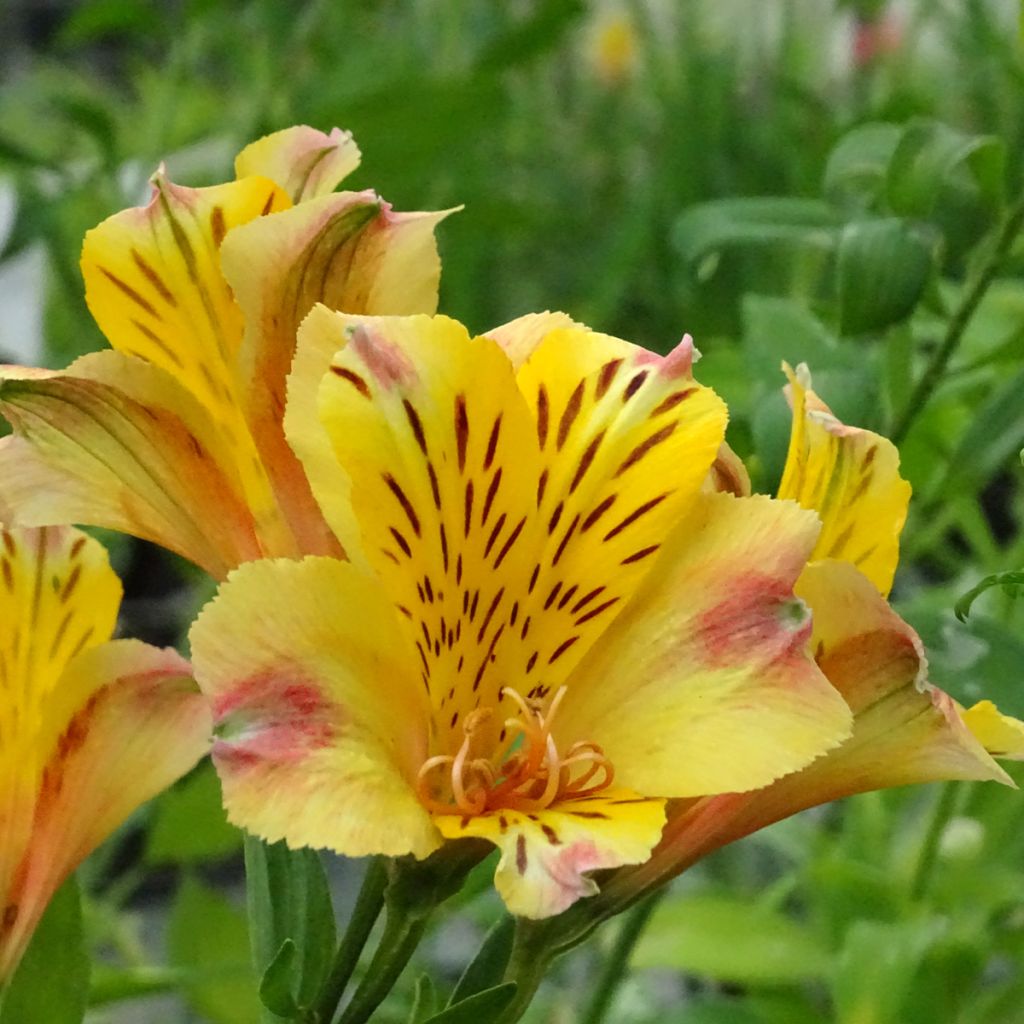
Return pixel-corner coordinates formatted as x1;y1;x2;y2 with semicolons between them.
777;363;910;596
558;493;853;797
704;441;752;496
189;556;439;859
959;700;1024;760
3;642;208;978
484;311;584;370
512;328;728;685
435;788;665;918
234;125;360;203
222;195;448;558
80;171;291;536
0;355;264;578
0;527;209;977
313;311;544;755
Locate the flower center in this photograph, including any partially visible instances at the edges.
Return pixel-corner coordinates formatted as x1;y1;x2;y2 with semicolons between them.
415;685;614;816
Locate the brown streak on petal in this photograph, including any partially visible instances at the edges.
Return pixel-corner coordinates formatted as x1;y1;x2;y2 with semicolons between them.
621;545;660;565
426;460;442;510
541;824;561;845
615;423;677;477
536;385;550;448
581;494;617;532
98;266;159;318
575;596;621;626
623;370;649;401
403;399;428;454
209;206;227;248
596;358;623;399
454;394;469;473
330;365;371;398
493;516;526;570
260;190;277;215
557;380;585;450
826;522;856;559
603;493;671;541
59;564;82;603
131;318;185;369
463;480;475;538
476;588;505;644
552;514;579;567
484;415;502;471
571;586;605;614
544;582;563;611
382;473;421;537
389;527;412;558
484;513;507;559
652;388;694;415
557;584;579;610
130;248;177;306
537;468;549;507
516;834;528;874
548;636;579;664
548;501;564;535
482;468;502;526
569;430;606;495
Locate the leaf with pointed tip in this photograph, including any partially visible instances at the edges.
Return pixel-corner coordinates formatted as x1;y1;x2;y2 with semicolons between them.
423;983;518;1023
447;916;515;1007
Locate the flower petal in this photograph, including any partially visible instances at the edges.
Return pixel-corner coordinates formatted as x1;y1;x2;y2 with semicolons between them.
311;311;545;753
787;560;1011;795
511;328;728;685
80;171;291;537
234;126;360;203
435;788;665;918
558;493;853;797
484;311;584;370
2;639;209;978
960;700;1024;759
0;354;264;578
223;195;448;558
189;556;439;859
777;363;910;596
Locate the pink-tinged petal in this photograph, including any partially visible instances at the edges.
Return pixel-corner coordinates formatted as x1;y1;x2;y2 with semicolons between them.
234;126;361;202
436;788;665;918
703;441;752;497
778;363;911;596
189;556;439;859
558;494;853;798
1;640;209;978
222;194;449;559
0;354;263;578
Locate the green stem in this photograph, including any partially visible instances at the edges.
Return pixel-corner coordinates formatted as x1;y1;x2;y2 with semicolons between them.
495;921;560;1024
579;892;664;1024
334;903;429;1024
909;781;960;902
314;857;388;1024
891;189;1024;445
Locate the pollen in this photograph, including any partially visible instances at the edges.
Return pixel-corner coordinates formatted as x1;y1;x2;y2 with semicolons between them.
415;685;614;816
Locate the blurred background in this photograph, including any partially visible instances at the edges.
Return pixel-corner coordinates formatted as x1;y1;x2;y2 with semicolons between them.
1;1;1023;1022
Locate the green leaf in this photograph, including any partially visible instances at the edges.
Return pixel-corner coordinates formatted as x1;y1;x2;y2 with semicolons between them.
244;836;337;1016
888;120;1005;219
832;919;944;1024
835;218;934;335
447;916;515;1006
632;892;830;985
167;876;262;1024
259;940;300;1018
423;983;518;1023
145;761;243;866
823;122;902;211
0;877;88;1024
673;198;841;274
955;571;1024;622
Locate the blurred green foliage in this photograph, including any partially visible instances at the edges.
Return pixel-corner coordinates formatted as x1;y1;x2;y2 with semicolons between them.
1;0;1023;1022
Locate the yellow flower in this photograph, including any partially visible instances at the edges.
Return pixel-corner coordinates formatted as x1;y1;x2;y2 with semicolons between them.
0;525;209;980
598;363;1023;905
0;126;449;579
189;311;852;918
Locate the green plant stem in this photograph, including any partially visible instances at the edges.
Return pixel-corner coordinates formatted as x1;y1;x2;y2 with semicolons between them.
579;892;664;1024
313;857;388;1024
910;781;960;902
334;904;430;1024
495;922;559;1024
891;190;1024;445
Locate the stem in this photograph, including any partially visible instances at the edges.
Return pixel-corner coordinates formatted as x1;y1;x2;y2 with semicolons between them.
314;857;388;1024
891;190;1024;445
909;781;960;902
335;904;430;1024
495;922;559;1024
579;892;664;1024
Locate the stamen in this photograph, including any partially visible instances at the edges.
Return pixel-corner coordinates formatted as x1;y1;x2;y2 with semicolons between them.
416;684;614;816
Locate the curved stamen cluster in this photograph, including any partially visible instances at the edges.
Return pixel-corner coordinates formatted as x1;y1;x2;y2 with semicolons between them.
416;685;614;816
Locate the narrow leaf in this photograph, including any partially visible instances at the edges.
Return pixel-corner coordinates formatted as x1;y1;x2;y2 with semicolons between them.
955;571;1024;621
423;983;518;1023
447;916;515;1006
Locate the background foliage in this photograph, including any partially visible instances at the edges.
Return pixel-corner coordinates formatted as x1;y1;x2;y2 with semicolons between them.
1;1;1022;1021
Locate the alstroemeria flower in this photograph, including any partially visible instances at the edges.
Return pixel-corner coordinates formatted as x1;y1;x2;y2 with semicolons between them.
0;126;448;579
189;310;853;918
596;365;1023;908
0;525;210;980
